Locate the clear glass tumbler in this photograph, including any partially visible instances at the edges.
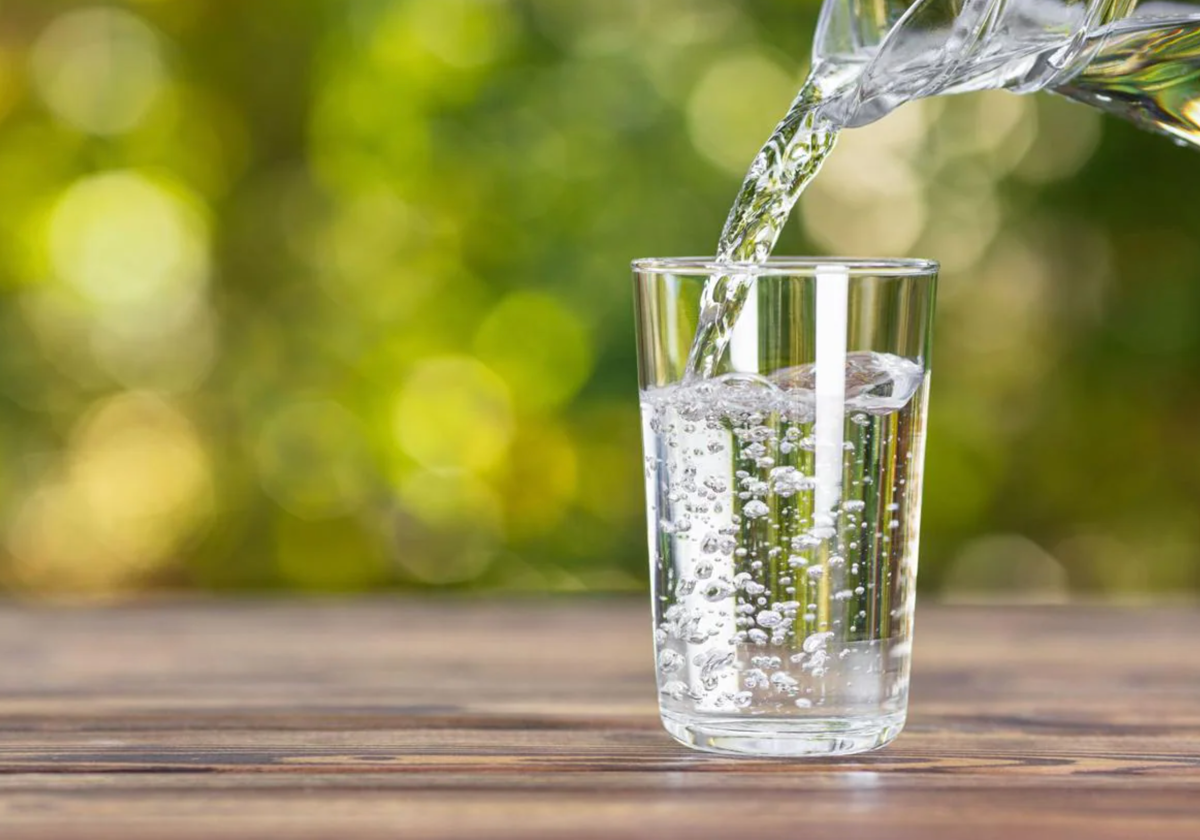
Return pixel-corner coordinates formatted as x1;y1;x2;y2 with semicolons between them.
633;257;937;756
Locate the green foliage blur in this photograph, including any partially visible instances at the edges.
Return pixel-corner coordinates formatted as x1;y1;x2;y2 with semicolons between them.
0;0;1197;598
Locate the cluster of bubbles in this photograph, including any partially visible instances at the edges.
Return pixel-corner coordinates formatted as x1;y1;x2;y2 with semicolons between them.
643;352;926;714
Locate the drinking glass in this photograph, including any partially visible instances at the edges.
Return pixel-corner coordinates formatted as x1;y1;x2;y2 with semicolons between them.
633;257;937;756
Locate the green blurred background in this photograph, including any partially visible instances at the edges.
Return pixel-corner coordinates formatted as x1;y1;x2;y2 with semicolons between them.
0;0;1197;598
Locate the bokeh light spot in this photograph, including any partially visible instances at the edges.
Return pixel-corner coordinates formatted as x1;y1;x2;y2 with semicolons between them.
802;106;929;254
687;51;797;175
7;393;211;594
1015;96;1102;183
41;170;214;389
48;170;209;313
31;8;167;136
404;0;515;70
394;356;514;473
475;292;592;411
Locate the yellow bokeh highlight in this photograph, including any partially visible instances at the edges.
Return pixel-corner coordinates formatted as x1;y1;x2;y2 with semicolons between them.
6;393;212;594
40;170;214;389
475;292;592;412
394;356;514;473
47;170;209;313
31;8;166;136
402;0;516;70
802;104;929;255
366;0;515;82
687;51;798;175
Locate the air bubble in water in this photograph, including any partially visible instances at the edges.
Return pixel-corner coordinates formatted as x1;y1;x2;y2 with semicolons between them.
791;534;822;551
661;680;693;700
742;500;770;519
769;466;815;498
702;580;734;602
744;668;769;688
657;649;684;674
803;631;834;653
756;610;783;628
771;673;799;690
660;517;692;534
694;648;735;689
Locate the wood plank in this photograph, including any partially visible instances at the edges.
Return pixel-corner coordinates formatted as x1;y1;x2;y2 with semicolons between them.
0;600;1197;838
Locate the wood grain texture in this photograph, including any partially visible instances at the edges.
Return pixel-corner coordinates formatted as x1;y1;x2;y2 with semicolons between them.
0;600;1197;839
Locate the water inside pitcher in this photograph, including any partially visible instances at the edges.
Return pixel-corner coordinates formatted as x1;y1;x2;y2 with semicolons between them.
813;0;1200;145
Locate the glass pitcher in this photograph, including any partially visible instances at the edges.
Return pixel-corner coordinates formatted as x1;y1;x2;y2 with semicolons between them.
813;0;1200;145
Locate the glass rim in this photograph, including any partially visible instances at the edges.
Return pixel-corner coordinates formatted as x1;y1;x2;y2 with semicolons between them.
631;256;939;277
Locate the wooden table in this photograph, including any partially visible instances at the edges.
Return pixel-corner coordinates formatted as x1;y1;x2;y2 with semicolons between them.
0;600;1197;839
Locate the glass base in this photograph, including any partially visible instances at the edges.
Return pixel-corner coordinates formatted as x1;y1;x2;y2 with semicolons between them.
661;710;906;757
